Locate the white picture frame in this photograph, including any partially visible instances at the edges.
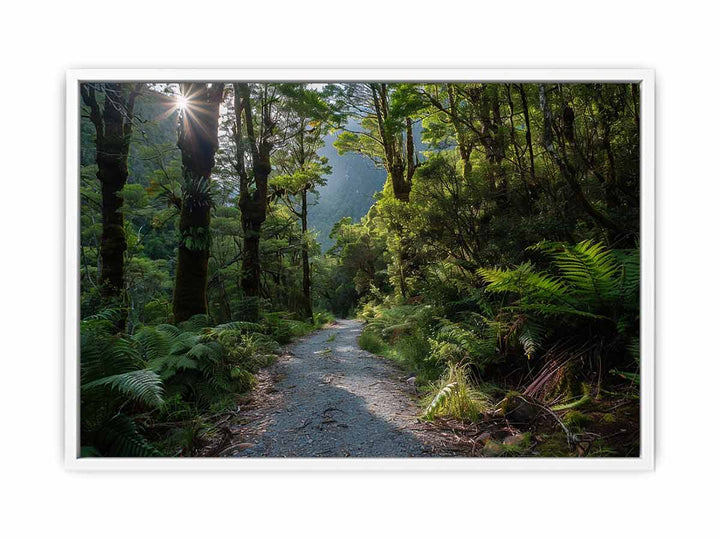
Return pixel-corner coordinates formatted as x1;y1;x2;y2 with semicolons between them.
65;68;654;471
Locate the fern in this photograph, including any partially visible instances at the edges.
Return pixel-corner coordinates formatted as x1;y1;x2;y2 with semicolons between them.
83;369;164;408
535;240;621;301
186;342;222;363
477;240;640;396
148;354;200;375
518;318;546;359
94;414;161;457
167;332;200;355
422;363;490;422
177;314;212;333
133;326;171;360
81;334;142;384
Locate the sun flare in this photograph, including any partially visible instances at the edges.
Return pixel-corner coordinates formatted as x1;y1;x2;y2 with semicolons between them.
176;94;189;111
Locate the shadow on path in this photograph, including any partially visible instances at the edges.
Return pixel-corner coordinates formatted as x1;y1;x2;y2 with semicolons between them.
235;319;433;457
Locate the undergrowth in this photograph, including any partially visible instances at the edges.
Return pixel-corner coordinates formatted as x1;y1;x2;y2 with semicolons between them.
81;308;332;457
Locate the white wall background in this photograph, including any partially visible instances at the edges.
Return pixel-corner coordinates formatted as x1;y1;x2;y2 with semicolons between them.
1;1;716;537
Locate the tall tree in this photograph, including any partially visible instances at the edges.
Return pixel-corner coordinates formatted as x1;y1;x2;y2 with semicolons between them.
173;82;224;322
332;83;420;297
80;82;142;318
232;83;276;301
273;87;334;318
334;83;418;201
232;83;308;303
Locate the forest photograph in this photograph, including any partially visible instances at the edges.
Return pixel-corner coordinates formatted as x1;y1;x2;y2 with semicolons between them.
75;78;644;461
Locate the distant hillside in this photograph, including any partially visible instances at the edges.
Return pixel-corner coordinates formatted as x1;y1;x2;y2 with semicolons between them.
308;128;387;251
308;121;425;252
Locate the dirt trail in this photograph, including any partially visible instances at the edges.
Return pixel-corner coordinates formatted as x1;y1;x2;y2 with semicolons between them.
232;319;439;457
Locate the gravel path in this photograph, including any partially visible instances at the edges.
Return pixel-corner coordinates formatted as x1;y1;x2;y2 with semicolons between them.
233;319;436;457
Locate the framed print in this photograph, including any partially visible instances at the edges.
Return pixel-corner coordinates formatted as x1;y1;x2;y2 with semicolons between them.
65;69;654;470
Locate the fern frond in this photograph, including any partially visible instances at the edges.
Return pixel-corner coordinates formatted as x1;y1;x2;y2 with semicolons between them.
510;303;608;319
82;369;164;408
155;324;183;337
186;342;222;363
479;263;570;306
167;332;200;355
177;314;212;333
148;354;200;375
518;318;546;359
615;248;640;299
133;326;171;361
540;240;621;300
81;335;142;384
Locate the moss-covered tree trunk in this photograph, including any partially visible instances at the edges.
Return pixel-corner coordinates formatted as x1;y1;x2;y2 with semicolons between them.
240;210;264;298
173;83;224;323
81;83;140;327
234;83;272;305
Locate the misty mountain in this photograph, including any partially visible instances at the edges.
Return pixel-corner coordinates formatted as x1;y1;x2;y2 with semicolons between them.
308;121;425;252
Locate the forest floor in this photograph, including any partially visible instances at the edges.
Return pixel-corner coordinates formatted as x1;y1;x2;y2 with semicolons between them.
221;319;452;457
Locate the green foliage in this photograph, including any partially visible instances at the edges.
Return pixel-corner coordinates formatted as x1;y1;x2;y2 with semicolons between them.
82;370;164;409
422;364;490;422
80;305;320;457
79;82;641;457
479;240;638;367
358;329;386;355
93;414;162;457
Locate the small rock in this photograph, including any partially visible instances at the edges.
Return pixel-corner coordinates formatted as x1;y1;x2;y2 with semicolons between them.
503;433;530;447
477;432;493;443
482;440;504;457
405;376;418;394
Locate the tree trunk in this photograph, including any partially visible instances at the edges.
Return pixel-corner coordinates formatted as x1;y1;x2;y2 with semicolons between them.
173;83;224;323
235;83;272;304
240;217;262;298
518;84;536;184
300;188;313;319
81;83;140;328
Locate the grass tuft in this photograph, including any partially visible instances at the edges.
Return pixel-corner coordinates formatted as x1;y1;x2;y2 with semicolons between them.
422;363;490;422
